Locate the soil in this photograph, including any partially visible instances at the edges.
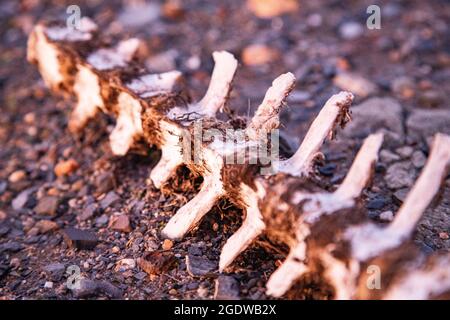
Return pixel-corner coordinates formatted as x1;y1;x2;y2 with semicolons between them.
0;0;449;299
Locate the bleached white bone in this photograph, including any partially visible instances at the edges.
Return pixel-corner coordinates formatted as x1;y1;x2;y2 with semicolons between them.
275;91;353;176
27;25;64;91
161;175;224;240
219;182;266;272
197;51;238;116
150;52;237;187
161;148;225;240
293;133;384;224
266;133;383;297
388;133;450;236
246;72;296;139
69;64;104;132
266;233;309;297
346;133;450;262
126;71;183;98
109;92;143;155
87;38;141;71
111;72;184;156
150;121;185;188
334;132;384;200
168;51;237;120
320;249;360;300
383;254;450;300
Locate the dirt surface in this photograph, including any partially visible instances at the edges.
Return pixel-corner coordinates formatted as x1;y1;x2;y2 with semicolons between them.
0;0;449;300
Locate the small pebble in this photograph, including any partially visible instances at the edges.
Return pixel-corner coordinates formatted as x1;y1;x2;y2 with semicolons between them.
54;159;79;177
169;288;177;295
339;21;364;40
162;239;174;250
242;44;279;66
411;151;426;168
9;170;26;183
246;0;299;19
109;215;131;233
439;232;449;240
111;246;120;253
379;211;394;222
10;257;20;268
395;146;413;158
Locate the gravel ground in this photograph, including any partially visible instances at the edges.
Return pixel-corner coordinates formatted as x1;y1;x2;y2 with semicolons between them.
0;0;449;300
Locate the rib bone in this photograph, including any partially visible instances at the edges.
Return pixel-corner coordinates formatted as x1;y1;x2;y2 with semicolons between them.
265;133;383;297
346;133;450;262
198;51;238;116
29;19;450;300
246;72;296;139
275;91;353;176
162;169;224;240
219;182;266;272
161;73;295;240
218;91;357;272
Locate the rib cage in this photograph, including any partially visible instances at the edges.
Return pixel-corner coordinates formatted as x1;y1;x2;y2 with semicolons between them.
27;19;450;300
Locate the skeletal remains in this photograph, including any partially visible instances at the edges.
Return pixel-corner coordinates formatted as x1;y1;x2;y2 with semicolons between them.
28;18;450;299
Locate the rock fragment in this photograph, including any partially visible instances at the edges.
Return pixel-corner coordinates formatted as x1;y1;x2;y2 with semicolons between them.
186;254;217;277
43;263;66;281
162;239;173;250
242;44;279;66
100;191;120;209
62;227;98;250
342;97;404;146
406;109;450;142
72;278;122;299
8;170;26;183
333;72;377;98
214;275;240;300
108;215;131;233
247;0;299;18
34;196;59;216
379;210;394;222
12;188;34;211
137;251;177;275
54;159;79;177
34;219;59;234
115;258;136;272
385;161;415;189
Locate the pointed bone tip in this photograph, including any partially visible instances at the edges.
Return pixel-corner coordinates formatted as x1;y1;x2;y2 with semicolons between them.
265;285;284;298
272;72;296;88
160;70;184;83
429;133;450;162
434;133;450;148
218;247;236;273
212;50;238;66
331;91;354;106
150;176;163;189
160;226;184;241
118;38;141;53
218;260;227;273
110;140;130;156
365;131;385;148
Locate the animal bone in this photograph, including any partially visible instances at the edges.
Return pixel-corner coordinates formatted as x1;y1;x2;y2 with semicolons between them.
28;19;450;300
219;91;354;271
265;133;450;299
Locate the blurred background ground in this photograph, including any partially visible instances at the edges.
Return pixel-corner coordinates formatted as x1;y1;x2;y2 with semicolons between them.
0;0;449;299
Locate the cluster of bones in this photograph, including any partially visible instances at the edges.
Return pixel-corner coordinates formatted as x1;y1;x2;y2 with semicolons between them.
27;18;450;300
